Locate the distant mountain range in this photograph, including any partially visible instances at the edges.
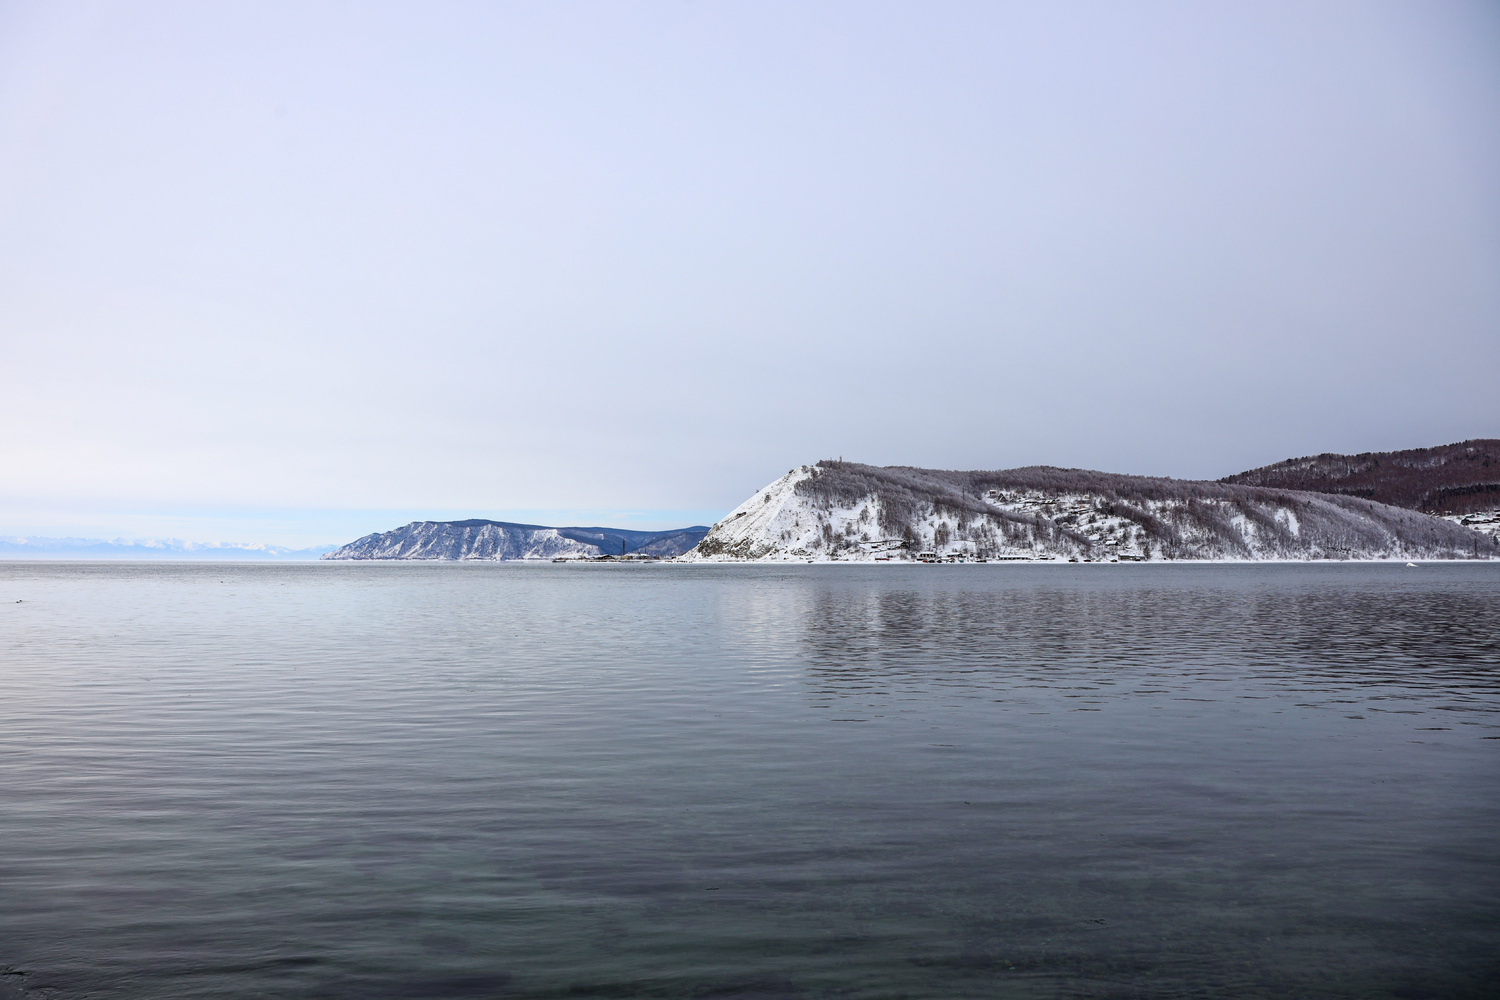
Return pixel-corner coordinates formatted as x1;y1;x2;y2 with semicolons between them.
322;520;710;561
1220;439;1499;514
683;456;1497;563
24;441;1492;564
0;537;336;560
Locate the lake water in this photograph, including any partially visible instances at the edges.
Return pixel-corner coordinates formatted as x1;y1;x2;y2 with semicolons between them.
1;562;1497;1000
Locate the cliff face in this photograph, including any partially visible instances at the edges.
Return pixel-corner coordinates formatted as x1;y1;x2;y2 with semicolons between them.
681;461;1497;563
324;520;709;560
1221;440;1500;514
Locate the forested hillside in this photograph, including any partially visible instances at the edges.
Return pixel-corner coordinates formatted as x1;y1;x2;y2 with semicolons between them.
1221;440;1499;514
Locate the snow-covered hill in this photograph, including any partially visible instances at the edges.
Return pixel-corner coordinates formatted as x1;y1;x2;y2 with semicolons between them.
682;462;1498;563
323;520;709;561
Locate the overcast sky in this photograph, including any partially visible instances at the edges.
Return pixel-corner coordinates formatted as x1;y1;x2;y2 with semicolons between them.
2;1;1497;545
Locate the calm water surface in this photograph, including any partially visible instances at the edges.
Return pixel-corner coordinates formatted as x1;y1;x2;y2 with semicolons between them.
0;562;1497;999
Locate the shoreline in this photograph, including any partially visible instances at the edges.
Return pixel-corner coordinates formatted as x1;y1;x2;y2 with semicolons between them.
3;556;1498;567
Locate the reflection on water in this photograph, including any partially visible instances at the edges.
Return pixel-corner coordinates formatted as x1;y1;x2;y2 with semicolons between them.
798;572;1500;698
0;562;1496;999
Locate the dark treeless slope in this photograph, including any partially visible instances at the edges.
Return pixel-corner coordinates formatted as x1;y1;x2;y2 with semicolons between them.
1220;440;1500;514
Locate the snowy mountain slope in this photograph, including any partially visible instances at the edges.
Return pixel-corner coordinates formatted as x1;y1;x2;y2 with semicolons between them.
682;461;1497;562
323;520;710;561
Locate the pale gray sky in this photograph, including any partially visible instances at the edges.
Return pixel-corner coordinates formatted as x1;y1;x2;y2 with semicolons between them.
2;1;1497;546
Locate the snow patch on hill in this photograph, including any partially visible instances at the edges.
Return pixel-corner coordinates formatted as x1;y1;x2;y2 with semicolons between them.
1439;509;1500;540
678;466;820;561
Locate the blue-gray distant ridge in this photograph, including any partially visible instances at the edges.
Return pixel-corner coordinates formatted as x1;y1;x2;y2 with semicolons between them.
0;537;336;560
323;520;711;561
